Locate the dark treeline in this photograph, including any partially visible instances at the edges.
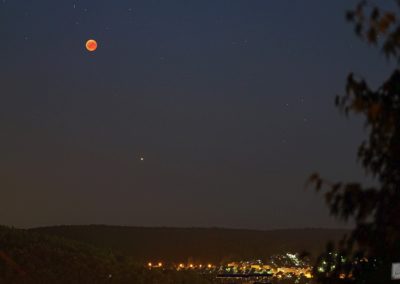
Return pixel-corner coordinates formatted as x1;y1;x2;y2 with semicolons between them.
0;226;215;284
31;225;347;263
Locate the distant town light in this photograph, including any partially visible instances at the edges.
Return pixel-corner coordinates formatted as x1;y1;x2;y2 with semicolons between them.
158;262;163;267
148;262;152;267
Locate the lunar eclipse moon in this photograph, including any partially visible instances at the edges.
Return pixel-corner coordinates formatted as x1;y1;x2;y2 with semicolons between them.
85;39;97;52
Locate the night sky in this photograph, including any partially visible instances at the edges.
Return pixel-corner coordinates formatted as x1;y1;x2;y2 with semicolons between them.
0;0;394;229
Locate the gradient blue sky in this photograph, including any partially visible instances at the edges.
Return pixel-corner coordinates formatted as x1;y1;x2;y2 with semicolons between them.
0;0;395;229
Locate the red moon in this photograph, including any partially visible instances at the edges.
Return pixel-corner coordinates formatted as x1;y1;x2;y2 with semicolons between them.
85;39;97;52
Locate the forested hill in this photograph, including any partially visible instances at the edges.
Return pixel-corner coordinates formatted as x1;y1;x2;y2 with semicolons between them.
0;226;214;284
0;225;137;283
31;226;348;263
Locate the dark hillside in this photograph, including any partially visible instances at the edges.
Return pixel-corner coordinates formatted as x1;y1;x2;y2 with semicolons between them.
32;226;348;263
0;226;213;284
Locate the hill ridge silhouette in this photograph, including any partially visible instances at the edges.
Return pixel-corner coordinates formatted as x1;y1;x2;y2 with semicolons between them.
31;225;348;263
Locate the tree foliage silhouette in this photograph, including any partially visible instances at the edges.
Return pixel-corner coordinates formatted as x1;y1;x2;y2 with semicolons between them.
308;1;400;283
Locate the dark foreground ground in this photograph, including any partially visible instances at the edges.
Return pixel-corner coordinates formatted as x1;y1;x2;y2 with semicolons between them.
1;225;345;283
